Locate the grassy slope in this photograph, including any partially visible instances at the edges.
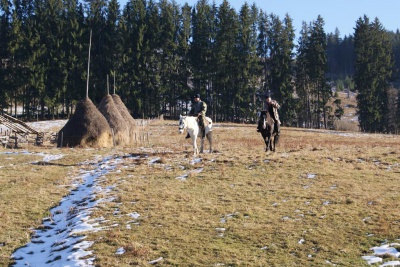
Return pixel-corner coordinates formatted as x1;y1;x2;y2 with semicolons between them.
1;120;399;266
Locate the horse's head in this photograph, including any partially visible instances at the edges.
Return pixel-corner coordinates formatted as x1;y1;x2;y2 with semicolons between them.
178;115;187;134
259;111;267;130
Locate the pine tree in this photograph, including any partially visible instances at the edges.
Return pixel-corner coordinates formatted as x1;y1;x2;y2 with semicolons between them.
41;0;66;118
119;0;147;117
295;21;312;128
62;0;85;116
175;3;192;117
266;13;295;125
326;29;340;79
233;2;259;121
158;0;178;117
189;0;215;101
22;0;49;118
354;15;394;132
256;9;268;91
142;0;161;117
307;15;329;128
0;0;12;110
83;0;108;103
104;0;122;82
214;0;238;121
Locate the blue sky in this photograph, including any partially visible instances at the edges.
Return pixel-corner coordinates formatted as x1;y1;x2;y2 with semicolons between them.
118;0;400;38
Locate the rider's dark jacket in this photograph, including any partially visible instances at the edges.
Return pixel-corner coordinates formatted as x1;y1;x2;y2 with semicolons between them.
189;100;207;116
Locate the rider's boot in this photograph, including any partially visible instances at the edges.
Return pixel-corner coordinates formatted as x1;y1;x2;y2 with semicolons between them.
185;133;190;139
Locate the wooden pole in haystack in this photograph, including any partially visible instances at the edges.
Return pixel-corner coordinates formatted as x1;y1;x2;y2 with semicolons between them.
86;30;92;99
107;74;110;95
113;73;116;94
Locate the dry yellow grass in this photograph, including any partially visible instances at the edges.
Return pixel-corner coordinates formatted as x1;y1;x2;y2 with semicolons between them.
1;120;399;266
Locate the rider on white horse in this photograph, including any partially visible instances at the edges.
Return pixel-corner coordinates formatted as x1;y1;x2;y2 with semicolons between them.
186;93;207;139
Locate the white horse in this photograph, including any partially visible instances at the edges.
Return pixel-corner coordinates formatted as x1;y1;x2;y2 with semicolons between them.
178;115;213;155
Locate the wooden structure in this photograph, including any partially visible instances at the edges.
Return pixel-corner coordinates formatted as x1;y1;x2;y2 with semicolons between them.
0;113;44;147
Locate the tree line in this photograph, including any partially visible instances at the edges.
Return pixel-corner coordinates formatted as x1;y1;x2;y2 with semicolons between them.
1;0;399;133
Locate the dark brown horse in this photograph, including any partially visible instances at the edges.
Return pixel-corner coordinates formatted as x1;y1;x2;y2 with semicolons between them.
258;111;278;152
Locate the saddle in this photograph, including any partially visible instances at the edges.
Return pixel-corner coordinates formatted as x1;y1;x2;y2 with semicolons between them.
202;117;211;128
193;115;210;129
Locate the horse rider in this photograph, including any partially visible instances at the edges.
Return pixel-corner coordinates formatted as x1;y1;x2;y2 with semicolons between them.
257;92;281;143
186;93;207;139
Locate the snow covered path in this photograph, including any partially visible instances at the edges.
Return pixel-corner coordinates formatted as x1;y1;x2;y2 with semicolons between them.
11;154;124;267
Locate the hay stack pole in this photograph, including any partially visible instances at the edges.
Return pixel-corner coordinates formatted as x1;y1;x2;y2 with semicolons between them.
86;30;92;99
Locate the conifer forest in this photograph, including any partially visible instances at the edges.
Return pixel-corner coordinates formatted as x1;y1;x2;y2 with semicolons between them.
1;0;400;133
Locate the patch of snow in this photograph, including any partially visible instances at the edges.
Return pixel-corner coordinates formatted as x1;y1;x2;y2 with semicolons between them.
115;247;125;255
148;257;163;265
380;261;400;266
371;245;400;258
128;212;140;219
27;120;67;132
362;255;382;265
176;174;188;181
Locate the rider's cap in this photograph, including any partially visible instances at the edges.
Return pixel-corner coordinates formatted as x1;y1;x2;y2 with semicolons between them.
193;93;200;98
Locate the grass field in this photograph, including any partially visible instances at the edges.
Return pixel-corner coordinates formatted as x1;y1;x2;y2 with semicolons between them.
1;119;400;266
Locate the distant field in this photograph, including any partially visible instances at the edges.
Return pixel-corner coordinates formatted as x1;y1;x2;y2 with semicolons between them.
1;119;399;266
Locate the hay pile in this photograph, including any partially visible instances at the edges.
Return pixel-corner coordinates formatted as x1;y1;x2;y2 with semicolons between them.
98;94;130;146
112;94;138;143
57;98;113;148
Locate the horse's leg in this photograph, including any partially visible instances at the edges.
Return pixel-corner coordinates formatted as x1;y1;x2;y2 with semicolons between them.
272;134;277;152
207;131;212;153
271;135;275;152
200;137;204;153
263;134;269;152
267;134;272;152
274;123;280;151
192;135;198;155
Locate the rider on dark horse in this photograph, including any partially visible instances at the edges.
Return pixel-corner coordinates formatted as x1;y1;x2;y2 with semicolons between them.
186;93;207;139
257;92;281;144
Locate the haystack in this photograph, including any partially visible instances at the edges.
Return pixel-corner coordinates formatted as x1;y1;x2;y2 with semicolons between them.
98;94;130;146
112;94;138;143
57;98;113;148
